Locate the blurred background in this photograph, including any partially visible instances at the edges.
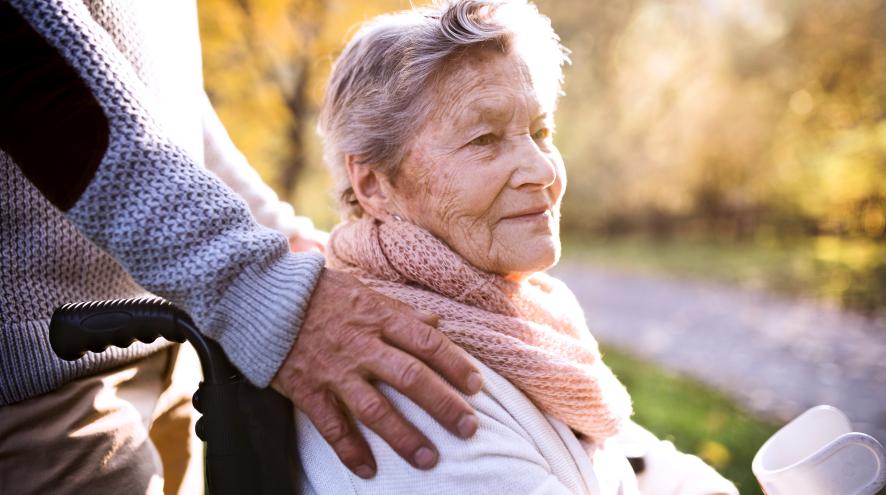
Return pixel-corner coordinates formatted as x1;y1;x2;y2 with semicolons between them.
198;1;886;493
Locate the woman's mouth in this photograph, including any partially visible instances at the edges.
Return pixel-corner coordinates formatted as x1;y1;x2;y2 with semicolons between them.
502;208;551;222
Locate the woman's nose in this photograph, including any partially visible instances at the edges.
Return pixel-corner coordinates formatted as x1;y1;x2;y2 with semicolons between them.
508;135;557;190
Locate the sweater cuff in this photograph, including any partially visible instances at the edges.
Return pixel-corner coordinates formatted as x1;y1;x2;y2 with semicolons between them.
209;250;325;386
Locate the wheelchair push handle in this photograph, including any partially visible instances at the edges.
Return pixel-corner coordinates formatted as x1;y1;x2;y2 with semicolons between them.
49;297;300;494
50;297;237;384
50;297;188;361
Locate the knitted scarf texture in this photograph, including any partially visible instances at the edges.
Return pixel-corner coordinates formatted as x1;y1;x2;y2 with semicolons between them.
328;217;633;440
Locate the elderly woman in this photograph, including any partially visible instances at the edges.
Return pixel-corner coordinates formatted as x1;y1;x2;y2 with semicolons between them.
298;1;739;493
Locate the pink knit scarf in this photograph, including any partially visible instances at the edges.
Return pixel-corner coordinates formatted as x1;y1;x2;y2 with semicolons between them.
327;217;632;439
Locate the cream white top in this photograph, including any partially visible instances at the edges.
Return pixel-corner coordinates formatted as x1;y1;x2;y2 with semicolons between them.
295;358;737;495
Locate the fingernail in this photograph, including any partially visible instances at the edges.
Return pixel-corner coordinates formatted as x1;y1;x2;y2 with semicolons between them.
457;413;478;437
354;464;375;479
413;446;437;469
466;371;483;394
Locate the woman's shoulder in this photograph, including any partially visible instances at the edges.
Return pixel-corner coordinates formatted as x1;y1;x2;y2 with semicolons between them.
531;271;579;301
296;358;593;494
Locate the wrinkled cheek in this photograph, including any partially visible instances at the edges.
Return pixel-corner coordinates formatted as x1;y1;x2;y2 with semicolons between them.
427;171;487;222
439;204;497;267
426;181;461;228
461;223;500;272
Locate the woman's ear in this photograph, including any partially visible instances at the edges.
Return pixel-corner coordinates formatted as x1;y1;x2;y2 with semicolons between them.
345;154;397;219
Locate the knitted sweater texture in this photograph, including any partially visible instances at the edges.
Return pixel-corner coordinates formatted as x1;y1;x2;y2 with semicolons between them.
0;0;325;405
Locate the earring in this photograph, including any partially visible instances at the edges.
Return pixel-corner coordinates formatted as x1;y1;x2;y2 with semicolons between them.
391;213;403;221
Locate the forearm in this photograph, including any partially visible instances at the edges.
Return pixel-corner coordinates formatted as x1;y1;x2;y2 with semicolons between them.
5;0;325;386
67;154;325;385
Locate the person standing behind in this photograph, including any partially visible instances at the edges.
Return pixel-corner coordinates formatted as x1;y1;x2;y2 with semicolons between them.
0;1;483;493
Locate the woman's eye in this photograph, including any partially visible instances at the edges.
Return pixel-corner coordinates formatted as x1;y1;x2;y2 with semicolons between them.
532;127;551;140
469;133;497;146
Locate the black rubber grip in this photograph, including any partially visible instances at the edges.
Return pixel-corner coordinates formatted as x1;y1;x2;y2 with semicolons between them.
49;297;188;361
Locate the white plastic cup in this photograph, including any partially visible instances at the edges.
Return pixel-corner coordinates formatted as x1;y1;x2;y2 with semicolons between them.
752;405;886;495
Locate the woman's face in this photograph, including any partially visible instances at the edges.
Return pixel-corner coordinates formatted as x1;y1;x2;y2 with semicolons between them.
388;49;566;278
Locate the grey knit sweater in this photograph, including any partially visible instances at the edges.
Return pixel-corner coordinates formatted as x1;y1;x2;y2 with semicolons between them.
0;0;325;405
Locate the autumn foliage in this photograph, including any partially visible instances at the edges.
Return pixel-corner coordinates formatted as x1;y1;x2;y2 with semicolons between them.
199;0;886;242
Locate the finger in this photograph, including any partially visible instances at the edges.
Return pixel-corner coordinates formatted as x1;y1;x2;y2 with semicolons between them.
298;389;377;479
383;317;483;396
369;345;479;439
337;378;439;470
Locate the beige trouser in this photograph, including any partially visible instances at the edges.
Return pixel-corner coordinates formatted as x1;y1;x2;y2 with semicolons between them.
0;345;204;495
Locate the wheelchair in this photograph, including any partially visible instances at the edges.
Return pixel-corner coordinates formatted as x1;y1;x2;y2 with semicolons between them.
49;297;298;495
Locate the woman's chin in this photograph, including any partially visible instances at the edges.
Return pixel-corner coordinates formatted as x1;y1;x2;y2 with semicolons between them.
497;238;561;278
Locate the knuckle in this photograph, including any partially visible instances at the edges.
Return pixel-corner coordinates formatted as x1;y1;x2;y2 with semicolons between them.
316;417;350;444
414;325;445;356
295;352;348;391
288;373;323;406
296;389;331;415
354;394;389;425
354;342;387;371
398;359;426;389
433;394;464;421
294;387;324;410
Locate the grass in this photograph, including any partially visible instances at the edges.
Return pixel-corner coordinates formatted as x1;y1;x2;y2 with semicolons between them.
565;236;886;493
600;345;779;495
562;234;886;316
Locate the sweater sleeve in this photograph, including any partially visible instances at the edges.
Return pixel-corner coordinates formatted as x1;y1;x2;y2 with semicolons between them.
8;0;325;387
201;92;318;241
617;421;739;495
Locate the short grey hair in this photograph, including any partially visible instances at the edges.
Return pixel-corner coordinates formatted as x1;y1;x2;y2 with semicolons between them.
318;0;569;219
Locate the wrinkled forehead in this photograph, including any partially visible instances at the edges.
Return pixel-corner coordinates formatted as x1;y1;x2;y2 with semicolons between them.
426;47;555;126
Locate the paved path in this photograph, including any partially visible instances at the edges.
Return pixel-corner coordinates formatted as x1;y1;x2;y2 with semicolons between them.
550;262;886;443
